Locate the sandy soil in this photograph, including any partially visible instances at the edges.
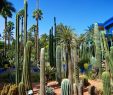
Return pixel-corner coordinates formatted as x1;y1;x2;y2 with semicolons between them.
32;79;103;95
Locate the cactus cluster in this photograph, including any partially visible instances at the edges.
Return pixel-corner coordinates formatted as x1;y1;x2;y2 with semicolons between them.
0;84;18;95
102;71;111;95
22;41;32;91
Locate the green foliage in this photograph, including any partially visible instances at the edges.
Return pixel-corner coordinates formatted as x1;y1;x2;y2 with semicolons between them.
102;71;111;95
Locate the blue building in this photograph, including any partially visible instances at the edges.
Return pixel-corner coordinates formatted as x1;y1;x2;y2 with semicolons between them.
98;17;113;47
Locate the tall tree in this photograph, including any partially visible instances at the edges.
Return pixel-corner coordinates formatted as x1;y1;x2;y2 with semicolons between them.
33;9;43;63
0;0;16;55
6;21;14;49
56;23;75;95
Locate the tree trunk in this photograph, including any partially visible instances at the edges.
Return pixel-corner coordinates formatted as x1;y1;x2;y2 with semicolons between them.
35;19;38;64
4;17;7;56
20;17;24;55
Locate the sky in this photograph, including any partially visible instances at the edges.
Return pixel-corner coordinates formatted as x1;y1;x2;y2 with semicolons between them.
0;0;113;37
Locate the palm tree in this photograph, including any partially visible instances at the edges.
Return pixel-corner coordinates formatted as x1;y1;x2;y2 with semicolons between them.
0;0;4;12
29;24;37;46
33;9;43;63
56;23;75;95
6;21;14;49
18;9;24;44
0;0;16;55
18;9;24;55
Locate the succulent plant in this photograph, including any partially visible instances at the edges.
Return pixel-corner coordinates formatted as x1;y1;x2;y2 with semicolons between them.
61;79;71;95
102;71;111;95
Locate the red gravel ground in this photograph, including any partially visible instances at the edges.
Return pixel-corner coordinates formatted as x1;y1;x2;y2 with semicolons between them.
32;79;103;95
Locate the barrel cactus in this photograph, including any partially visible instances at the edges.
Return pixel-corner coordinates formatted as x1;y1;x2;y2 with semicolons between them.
18;82;26;95
40;48;45;95
22;41;32;91
102;71;111;95
61;79;71;95
56;45;61;85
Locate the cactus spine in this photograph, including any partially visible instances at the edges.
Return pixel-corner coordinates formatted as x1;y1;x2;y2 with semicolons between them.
56;45;61;85
22;41;32;91
94;23;102;78
61;79;72;95
18;82;26;95
40;48;45;95
102;71;111;95
16;13;20;84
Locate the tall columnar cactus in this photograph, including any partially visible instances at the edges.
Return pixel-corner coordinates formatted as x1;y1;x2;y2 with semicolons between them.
74;46;79;85
94;23;102;78
24;0;27;46
102;71;111;95
78;83;83;95
40;48;45;95
22;41;32;91
61;79;72;95
73;83;78;95
54;17;57;67
56;45;61;85
18;82;26;95
16;13;20;84
49;27;54;67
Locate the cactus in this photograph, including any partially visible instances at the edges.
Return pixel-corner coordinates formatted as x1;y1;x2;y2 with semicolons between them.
16;13;20;84
73;83;78;95
61;79;72;95
56;45;61;85
49;27;54;67
18;82;26;95
7;84;18;95
22;41;32;91
102;71;111;95
78;83;83;95
40;48;45;95
24;0;27;46
88;86;98;95
94;23;102;78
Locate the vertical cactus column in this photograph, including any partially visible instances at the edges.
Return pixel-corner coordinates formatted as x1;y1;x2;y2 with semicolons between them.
54;17;57;68
22;41;32;91
49;27;54;67
94;23;102;78
102;71;111;95
18;82;26;95
74;46;79;85
40;48;45;95
61;79;71;95
56;45;61;85
24;0;27;46
16;14;20;84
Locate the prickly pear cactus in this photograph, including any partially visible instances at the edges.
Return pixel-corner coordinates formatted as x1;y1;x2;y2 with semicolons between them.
56;45;61;85
61;79;71;95
102;71;111;95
